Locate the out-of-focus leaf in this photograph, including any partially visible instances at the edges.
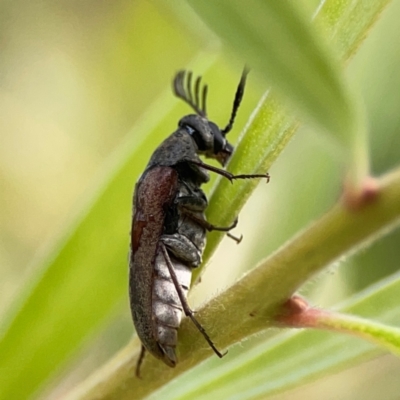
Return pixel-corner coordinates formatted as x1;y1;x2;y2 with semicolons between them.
199;0;391;275
188;0;360;151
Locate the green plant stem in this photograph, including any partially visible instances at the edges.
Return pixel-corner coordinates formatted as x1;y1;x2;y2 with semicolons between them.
66;166;400;400
277;295;400;357
311;312;400;356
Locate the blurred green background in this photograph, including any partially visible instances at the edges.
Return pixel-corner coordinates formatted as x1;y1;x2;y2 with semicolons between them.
1;0;400;399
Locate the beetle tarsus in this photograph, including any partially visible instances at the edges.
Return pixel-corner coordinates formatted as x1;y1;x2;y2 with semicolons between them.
190;160;270;184
227;232;243;244
231;172;270;183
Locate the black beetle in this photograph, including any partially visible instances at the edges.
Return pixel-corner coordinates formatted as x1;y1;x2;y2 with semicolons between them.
129;69;269;377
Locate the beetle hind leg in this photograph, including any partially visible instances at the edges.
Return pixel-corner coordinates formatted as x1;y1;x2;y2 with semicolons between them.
135;345;146;378
160;243;227;359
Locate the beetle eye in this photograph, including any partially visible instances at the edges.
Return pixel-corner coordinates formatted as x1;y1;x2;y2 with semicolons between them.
184;125;208;151
214;136;226;153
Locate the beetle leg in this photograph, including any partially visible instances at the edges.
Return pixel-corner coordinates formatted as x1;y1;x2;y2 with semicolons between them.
160;243;227;359
182;211;238;232
176;196;239;232
189;160;270;183
135;345;146;378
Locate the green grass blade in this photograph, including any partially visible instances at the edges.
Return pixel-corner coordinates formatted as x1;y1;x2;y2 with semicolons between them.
198;0;391;276
317;0;392;61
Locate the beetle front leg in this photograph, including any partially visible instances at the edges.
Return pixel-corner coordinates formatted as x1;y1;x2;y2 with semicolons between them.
189;160;270;183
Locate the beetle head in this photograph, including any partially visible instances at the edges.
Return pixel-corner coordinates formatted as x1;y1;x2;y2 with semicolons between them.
173;69;248;166
177;115;233;166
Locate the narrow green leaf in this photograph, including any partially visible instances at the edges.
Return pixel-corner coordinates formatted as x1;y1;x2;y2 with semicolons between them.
188;0;359;150
277;297;400;357
316;0;392;61
199;0;391;275
318;312;400;356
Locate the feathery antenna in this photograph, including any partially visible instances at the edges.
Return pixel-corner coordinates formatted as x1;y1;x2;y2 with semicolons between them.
173;70;208;117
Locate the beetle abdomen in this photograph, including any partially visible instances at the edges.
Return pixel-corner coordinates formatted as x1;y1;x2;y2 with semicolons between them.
153;249;192;366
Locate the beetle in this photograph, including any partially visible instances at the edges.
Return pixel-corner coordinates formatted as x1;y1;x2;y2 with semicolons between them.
129;69;269;377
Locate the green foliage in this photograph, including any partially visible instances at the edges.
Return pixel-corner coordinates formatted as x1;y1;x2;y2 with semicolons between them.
0;0;399;399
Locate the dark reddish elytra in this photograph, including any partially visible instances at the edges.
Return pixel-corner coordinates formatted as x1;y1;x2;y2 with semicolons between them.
129;68;269;377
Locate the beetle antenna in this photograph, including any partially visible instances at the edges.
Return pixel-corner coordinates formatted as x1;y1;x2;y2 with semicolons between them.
221;67;249;136
202;83;208;116
173;70;207;117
